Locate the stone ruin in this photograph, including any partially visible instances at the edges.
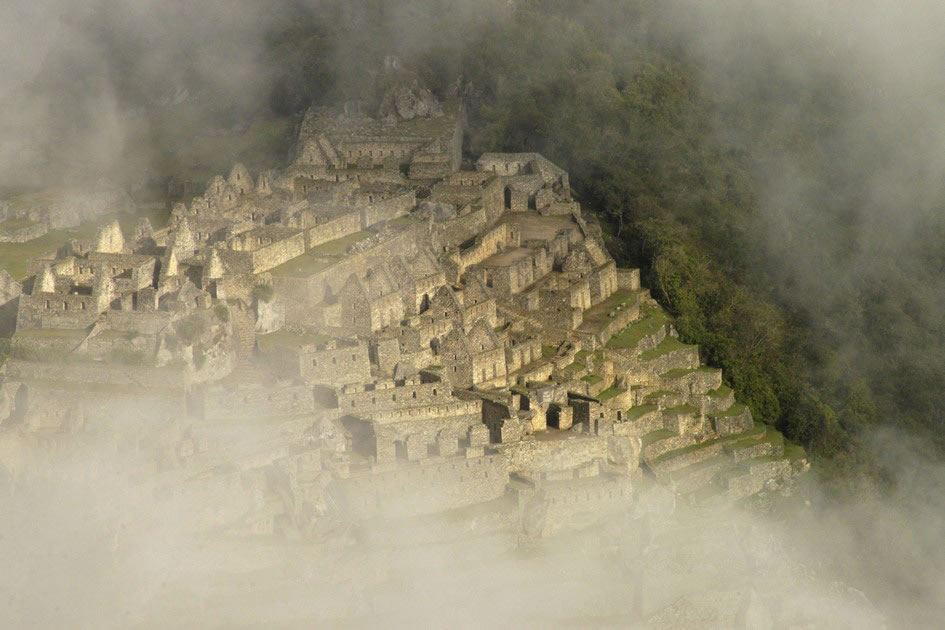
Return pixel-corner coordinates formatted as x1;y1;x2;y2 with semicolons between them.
0;83;808;543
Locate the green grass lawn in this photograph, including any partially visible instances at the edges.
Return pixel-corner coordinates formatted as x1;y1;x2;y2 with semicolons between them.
309;231;374;257
256;330;334;351
606;306;669;349
582;374;603;385
598;386;626;401
640;335;689;360
707;384;733;399
626;404;657;422
269;252;336;278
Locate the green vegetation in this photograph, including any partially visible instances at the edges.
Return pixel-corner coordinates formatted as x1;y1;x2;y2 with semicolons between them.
640;336;690;361
714;402;748;418
563;361;585;373
309;231;374;257
641;429;676;449
269;252;335;278
626;404;657;422
598;386;626;401
541;344;557;358
707;385;733;399
581;374;603;385
606;307;669;350
664;404;698;416
257;330;333;352
0;217;40;231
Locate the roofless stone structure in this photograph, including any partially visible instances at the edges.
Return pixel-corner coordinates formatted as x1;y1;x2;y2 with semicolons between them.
0;79;807;539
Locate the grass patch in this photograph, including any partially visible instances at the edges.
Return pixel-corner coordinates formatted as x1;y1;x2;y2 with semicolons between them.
605;306;669;350
783;441;808;462
640;335;689;360
575;349;592;359
309;231;373;257
15;328;86;340
269;252;336;278
664;404;699;416
641;429;675;448
0;217;41;231
626;404;657;422
563;361;585;373
598;386;626;401
541;344;557;358
713;402;747;418
707;384;732;399
385;215;416;230
582;374;603;385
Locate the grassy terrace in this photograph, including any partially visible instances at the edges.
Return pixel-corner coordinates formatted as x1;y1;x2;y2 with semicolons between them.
385;215;417;230
270;228;374;278
652;422;767;467
579;288;639;332
640;335;690;361
581;374;603;385
626;404;657;422
713;402;747;417
707;384;733;399
256;330;333;351
14;328;86;340
269;253;335;278
605;305;669;350
541;344;557;358
0;217;41;231
726;424;781;452
598;386;626;401
664;404;699;416
0;203;171;281
563;361;585;373
641;428;676;448
309;231;374;257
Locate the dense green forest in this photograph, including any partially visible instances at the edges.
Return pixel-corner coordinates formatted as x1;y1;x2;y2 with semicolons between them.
17;0;945;484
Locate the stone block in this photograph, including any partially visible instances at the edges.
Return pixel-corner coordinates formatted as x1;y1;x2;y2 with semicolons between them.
465;446;485;458
468;424;490;447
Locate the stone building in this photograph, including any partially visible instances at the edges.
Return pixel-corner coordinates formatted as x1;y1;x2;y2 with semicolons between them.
0;84;807;543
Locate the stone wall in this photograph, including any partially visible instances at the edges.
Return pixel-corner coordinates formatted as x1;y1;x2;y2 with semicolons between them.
359;191;415;228
337;378;453;413
304;212;361;250
298;342;371;386
499;433;609;475
200;383;315;421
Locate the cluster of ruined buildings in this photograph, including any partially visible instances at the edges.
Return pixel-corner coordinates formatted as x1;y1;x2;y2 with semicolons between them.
0;84;808;539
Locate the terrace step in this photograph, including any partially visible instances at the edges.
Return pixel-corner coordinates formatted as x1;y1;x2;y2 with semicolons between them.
660;366;723;397
638;336;700;373
709;402;754;437
667;454;731;495
646;422;766;476
700;384;735;415
642;389;688;411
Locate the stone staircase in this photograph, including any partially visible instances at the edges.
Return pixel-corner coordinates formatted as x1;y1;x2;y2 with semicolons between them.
228;301;257;380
